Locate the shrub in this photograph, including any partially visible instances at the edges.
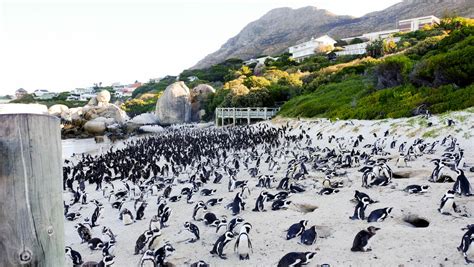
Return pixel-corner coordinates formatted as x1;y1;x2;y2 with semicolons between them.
375;55;413;89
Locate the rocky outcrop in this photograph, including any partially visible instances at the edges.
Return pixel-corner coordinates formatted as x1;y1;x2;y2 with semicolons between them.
83;119;107;135
155;82;192;125
48;104;69;116
192;0;473;69
191;84;215;122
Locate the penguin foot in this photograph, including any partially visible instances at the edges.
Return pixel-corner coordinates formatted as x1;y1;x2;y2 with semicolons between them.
219;254;227;259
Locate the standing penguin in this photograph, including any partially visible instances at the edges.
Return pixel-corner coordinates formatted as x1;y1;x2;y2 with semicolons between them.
351;226;380;252
76;223;92;243
234;223;253;260
438;190;461;215
192;201;207;221
65;246;83;265
367;207;393;222
287;220;308;240
91;206;104;227
350;197;370;220
210;231;234;259
252;191;268;212
119;209;134;225
135;230;154;255
230;192;245;216
457;224;474;263
184;221;200;242
136;202;148;220
147;229;163;251
277;252;316;267
452;169;472;196
300;225;317;245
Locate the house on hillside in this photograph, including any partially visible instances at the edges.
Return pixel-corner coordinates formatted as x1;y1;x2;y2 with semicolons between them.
243;56;279;66
398;15;440;32
335;42;369;57
15;88;28;99
114;82;142;97
289;35;337;62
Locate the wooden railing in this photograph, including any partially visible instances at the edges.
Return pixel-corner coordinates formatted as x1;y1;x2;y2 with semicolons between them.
215;107;280;126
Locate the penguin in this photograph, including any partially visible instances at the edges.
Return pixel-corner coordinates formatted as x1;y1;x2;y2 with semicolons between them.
91;206;104;227
354;190;377;204
234;223;253;260
290;183;306;193
82;255;115;267
184;221;200;242
252;190;268;212
135;230;154;255
230;192;245;216
287;220;308;240
227;217;245;234
210;231;234;259
136;202;148;220
65;246;83;265
350;197;370;220
438;190;461;215
154;244;175;266
457;224;474;264
403;185;430;194
216;218;228;234
88;238;105;250
147;229;163;250
367;207;393;222
272;200;292;211
201;188;216;196
277;178;290;190
192;201;207;221
452;169;472;196
111;200;125;210
319;188;340;195
101;226;116;242
169;195;181;202
119;208;134;225
204;212;220;227
300;225;317;245
351;226;380;252
274;191;291;200
206;198;223;207
277;252;316;267
190;260;209;267
65;212;81;221
102;241;116;257
160;206;172;228
76;223;92;243
149;215;161;231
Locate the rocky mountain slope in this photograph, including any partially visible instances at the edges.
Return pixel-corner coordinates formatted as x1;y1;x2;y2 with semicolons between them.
192;0;473;69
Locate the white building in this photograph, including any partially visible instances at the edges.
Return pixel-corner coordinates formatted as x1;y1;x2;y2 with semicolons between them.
289;35;337;62
71;88;95;95
342;29;400;43
398;15;440;32
335;42;369;56
243;56;279;66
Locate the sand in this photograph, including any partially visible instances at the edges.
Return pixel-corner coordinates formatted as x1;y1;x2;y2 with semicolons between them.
64;108;474;266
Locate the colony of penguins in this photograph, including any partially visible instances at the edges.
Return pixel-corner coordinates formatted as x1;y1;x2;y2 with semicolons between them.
62;121;473;266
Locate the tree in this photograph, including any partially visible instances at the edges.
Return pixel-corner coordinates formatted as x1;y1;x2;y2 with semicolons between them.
383;39;397;54
366;39;383;58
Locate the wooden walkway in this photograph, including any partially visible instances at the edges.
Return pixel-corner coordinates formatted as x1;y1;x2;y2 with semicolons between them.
215;107;280;126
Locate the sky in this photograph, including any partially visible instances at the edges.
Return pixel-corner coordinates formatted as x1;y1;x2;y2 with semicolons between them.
0;0;402;95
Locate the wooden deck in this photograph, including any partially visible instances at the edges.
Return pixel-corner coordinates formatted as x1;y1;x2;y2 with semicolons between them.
215;107;280;126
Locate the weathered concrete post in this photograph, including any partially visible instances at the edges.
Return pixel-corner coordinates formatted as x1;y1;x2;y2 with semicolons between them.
247;108;250;124
232;108;236;126
215;108;219;126
0;113;64;267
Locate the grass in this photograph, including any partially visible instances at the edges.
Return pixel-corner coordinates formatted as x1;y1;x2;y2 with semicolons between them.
422;129;440;138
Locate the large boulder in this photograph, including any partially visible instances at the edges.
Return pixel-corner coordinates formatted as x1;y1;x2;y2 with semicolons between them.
83;119;107;135
88;90;111;107
48;104;69;116
155;82;192;125
191;84;215;122
83;104;127;123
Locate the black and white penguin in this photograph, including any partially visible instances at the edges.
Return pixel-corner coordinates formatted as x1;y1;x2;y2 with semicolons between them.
234;222;253;260
88;237;105;250
438;190;461;215
102;241;116;257
230;192;245;216
119;208;134;225
272;200;292;211
184;221;200;242
227;217;245;234
452;169;472;196
135;230;154;255
204;212;220;227
210;231;234;259
404;185;430;194
82;255;115;267
65;212;81;221
350;197;370;220
367;207;393;222
91;206;104;227
154;244;175;266
65;246;83;265
277;177;290;190
169;195;181;202
252;190;268;212
149;215;161;231
206;198;223;207
287;220;308;240
147;229;163;251
101;226;116;242
274;191;292;200
351;226;380;252
201;188;217;196
136;202;148;220
354;190;377;204
457;224;474;264
193;201;207;221
75;223;92;243
160;206;172;228
319;188;340;195
277;252;316;267
190;260;209;267
300;225;317;245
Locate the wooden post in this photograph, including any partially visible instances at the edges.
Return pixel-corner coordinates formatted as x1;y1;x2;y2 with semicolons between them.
232;108;236;126
264;107;267;120
215;108;219;126
247;108;250;124
0;114;64;267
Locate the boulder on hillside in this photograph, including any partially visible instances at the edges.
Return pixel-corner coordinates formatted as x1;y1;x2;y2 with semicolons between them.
155;82;192;125
191;84;215;122
83;119;107;135
88;90;111;107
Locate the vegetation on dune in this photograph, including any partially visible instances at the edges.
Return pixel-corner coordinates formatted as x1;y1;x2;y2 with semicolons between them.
121;93;162;117
9;94;87;108
132;76;177;98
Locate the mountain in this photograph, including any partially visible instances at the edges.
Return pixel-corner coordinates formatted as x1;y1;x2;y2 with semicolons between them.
192;0;473;69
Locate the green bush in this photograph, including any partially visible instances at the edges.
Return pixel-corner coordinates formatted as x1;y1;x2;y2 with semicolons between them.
375;55;413;89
